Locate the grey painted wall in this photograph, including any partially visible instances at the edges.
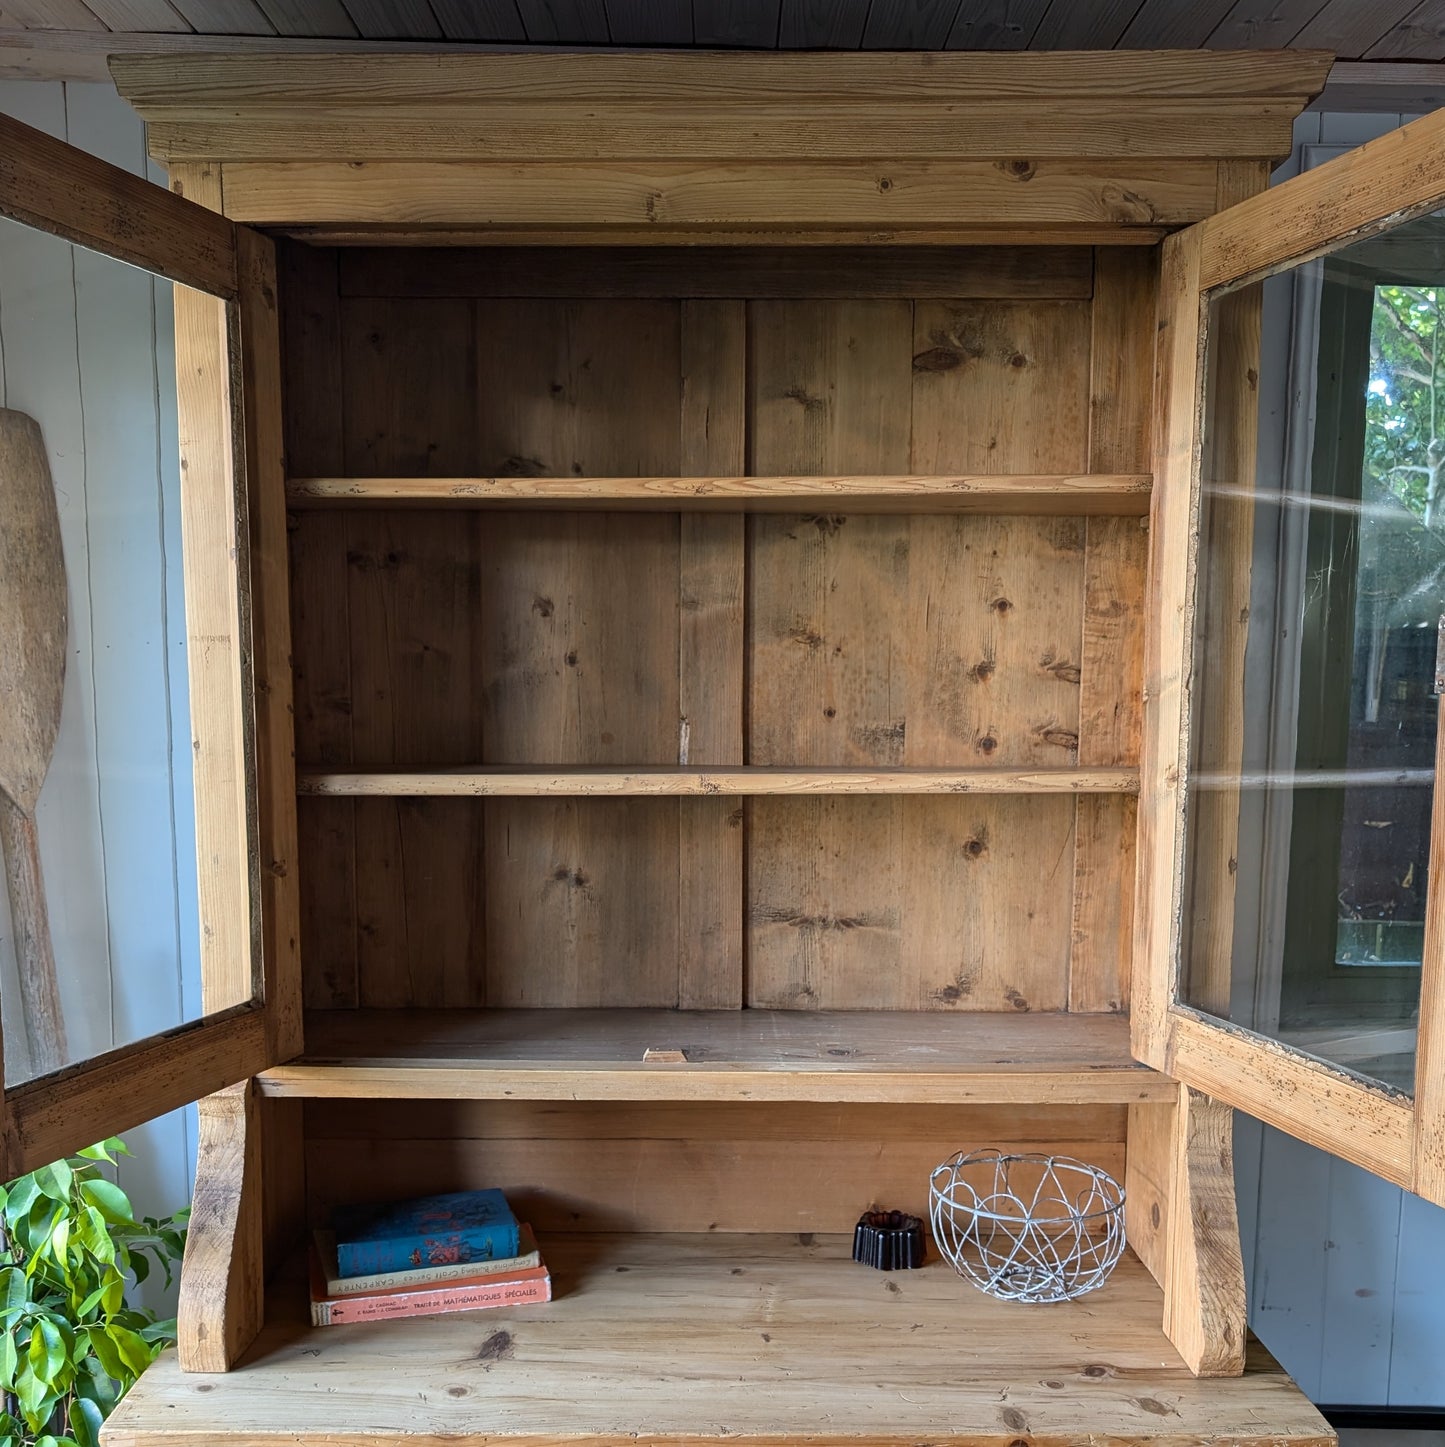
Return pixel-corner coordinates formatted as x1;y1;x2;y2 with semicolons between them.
2;81;1444;1392
0;80;199;1310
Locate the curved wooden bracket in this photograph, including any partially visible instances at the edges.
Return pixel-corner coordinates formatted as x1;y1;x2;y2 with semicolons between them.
177;1081;263;1372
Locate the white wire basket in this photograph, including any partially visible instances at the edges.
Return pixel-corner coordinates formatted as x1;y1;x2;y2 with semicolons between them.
928;1149;1126;1303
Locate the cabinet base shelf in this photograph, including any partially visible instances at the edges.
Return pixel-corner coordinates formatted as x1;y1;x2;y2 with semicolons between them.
106;1233;1330;1447
260;1010;1176;1104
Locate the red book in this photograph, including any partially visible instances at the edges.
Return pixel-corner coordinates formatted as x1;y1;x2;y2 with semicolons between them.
308;1247;552;1325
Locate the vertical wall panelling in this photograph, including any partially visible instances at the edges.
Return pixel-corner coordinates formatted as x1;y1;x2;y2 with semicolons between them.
0;80;199;1297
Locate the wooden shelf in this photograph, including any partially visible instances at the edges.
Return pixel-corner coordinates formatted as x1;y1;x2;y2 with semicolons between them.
258;1009;1174;1104
285;473;1152;514
296;766;1140;798
105;1233;1330;1447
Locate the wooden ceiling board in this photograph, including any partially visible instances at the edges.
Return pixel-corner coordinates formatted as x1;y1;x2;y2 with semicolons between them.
83;0;191;28
777;0;868;45
168;0;273;31
1365;0;1445;60
945;0;1050;50
1291;0;1420;52
514;0;607;40
604;0;690;42
256;0;357;35
3;0;103;25
1030;0;1145;47
862;0;963;47
430;0;524;39
1119;0;1238;47
340;0;441;37
693;0;778;46
1203;0;1329;50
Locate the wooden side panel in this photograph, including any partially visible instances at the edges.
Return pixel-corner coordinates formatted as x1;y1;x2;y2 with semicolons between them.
746;296;1092;1011
1134;229;1205;1069
281;244;358;1011
171;162;252;1017
1072;249;1155;1012
304;1098;1127;1233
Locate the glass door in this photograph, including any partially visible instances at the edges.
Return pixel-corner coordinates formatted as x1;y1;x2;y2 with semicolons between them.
1142;107;1445;1203
0;111;300;1176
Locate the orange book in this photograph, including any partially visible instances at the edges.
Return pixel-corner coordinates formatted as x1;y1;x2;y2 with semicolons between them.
308;1246;552;1326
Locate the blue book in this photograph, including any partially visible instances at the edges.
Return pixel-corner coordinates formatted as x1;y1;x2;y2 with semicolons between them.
332;1189;520;1279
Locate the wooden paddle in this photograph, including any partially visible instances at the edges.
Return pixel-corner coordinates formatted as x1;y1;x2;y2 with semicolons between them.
0;408;68;1077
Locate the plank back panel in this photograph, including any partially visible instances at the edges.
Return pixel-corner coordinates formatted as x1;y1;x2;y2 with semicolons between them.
746;294;1093;1010
303;1098;1128;1233
282;247;1145;1020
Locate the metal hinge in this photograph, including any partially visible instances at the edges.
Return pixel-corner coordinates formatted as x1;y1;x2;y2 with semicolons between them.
1435;615;1445;694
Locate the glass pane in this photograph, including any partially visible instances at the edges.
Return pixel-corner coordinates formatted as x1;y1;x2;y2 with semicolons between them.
1180;210;1445;1096
0;216;251;1086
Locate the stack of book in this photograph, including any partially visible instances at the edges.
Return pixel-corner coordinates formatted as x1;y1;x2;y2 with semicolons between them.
308;1187;551;1326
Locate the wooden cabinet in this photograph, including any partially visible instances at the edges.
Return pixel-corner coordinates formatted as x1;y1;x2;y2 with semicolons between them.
4;44;1442;1447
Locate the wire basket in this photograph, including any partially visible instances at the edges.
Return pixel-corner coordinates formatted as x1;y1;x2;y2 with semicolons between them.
928;1149;1126;1303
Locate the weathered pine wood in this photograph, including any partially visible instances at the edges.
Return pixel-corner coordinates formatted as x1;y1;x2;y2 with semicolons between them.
304;1130;1127;1236
170;161;255;1018
105;1234;1334;1447
744;294;1094;1014
339;297;484;1010
1159;1087;1248;1378
1181;163;1270;1018
297;767;1140;796
280;243;357;1011
1413;699;1445;1198
336;245;1095;300
260;1009;1173;1105
1198;106;1445;289
1071;249;1153;1015
0;110;236;295
2;1005;268;1179
216;159;1224;233
475;300;684;1009
111;48;1334;106
1133;226;1205;1070
677;300;745;1010
177;1081;262;1372
141;101;1306;163
285;473;1153;514
283;223;1173;249
1168;1009;1415;1186
0;410;68;1075
236;225;303;1061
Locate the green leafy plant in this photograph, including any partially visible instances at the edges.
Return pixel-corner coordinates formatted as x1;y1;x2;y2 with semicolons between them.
0;1140;188;1447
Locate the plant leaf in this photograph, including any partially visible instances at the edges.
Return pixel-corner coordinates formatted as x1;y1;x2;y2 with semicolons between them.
29;1317;65;1388
107;1324;155;1378
81;1325;124;1385
69;1395;104;1447
78;1181;133;1228
0;1326;17;1390
33;1162;72;1203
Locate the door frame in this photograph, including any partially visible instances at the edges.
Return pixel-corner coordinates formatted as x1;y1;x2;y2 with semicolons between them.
0;114;301;1177
1136;106;1445;1202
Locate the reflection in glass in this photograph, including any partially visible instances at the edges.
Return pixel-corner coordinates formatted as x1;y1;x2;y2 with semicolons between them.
1182;212;1445;1095
0;217;214;1085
